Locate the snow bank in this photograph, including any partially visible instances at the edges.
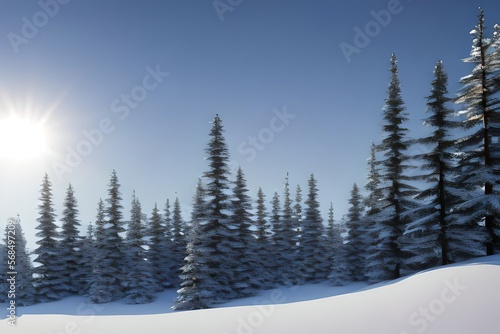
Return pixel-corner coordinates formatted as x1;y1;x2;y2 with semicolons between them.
2;256;500;334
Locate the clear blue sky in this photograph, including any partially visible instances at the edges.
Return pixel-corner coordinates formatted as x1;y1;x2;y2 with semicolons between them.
1;0;499;250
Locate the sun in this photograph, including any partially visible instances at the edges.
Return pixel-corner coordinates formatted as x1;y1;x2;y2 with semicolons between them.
0;116;47;159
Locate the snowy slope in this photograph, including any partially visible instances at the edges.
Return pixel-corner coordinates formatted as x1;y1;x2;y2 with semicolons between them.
2;255;500;334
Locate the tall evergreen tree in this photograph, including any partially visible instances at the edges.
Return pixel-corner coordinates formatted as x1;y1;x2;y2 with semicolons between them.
327;203;350;286
253;187;274;289
147;203;172;290
170;196;185;285
269;190;284;284
59;184;85;296
33;173;64;302
124;192;155;304
175;179;207;310
229;167;259;296
1;216;35;305
366;54;418;282
175;115;236;309
345;183;368;281
102;169;126;300
403;61;460;270
454;9;500;256
89;199;112;303
80;223;95;295
300;174;327;282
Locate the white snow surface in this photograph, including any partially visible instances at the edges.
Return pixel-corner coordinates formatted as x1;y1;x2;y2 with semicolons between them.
2;255;500;333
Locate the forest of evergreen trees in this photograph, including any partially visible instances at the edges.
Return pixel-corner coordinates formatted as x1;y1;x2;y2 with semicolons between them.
1;9;499;310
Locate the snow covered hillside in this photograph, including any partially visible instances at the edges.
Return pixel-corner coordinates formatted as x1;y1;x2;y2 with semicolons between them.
2;255;500;334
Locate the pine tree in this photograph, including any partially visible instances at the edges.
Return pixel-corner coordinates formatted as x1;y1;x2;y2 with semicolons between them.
175;115;236;309
33;173;64;302
147;203;172;290
89;199;113;303
345;184;368;281
170;197;185;286
403;61;460;270
175;179;207;310
2;216;36;305
253;187;274;289
59;184;85;296
327;204;350;286
366;54;418;282
269;190;284;284
102;169;126;300
364;142;383;216
80;223;95;295
454;9;500;256
123;192;155;304
229;167;259;296
300;174;327;282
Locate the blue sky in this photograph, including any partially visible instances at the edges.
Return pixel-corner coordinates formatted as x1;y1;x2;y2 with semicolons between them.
1;0;499;249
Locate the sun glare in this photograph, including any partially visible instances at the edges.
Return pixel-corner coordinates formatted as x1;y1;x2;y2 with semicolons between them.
0;117;47;159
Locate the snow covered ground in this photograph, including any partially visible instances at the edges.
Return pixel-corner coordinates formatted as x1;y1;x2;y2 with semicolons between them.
2;255;500;333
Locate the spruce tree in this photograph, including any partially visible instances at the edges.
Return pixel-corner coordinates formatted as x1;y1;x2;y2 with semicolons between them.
89;199;113;303
170;197;185;285
403;61;460;270
33;173;64;302
80;223;95;295
59;184;85;296
175;179;207;310
300;174;327;282
269;190;284;284
327;204;350;286
345;183;368;281
102;169;126;300
253;187;274;289
175;115;236;309
124;192;155;304
454;9;500;256
229;167;259;296
147;203;172;290
366;54;418;282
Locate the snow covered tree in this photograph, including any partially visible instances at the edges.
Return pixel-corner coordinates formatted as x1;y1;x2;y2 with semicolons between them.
80;223;95;295
269;190;283;284
2;216;35;305
402;61;460;270
59;184;85;296
88;199;113;303
147;203;172;290
454;9;500;257
175;115;236;309
300;174;327;282
365;54;418;282
326;204;350;286
33;173;64;302
170;197;185;285
345;184;368;281
89;170;126;303
102;169;127;300
229;167;259;296
123;192;155;304
175;179;208;310
253;187;274;289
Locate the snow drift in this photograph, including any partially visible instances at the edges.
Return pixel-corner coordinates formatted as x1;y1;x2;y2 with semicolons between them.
2;255;500;334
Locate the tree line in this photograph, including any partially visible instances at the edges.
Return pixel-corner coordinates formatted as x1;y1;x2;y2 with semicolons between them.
1;9;499;310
